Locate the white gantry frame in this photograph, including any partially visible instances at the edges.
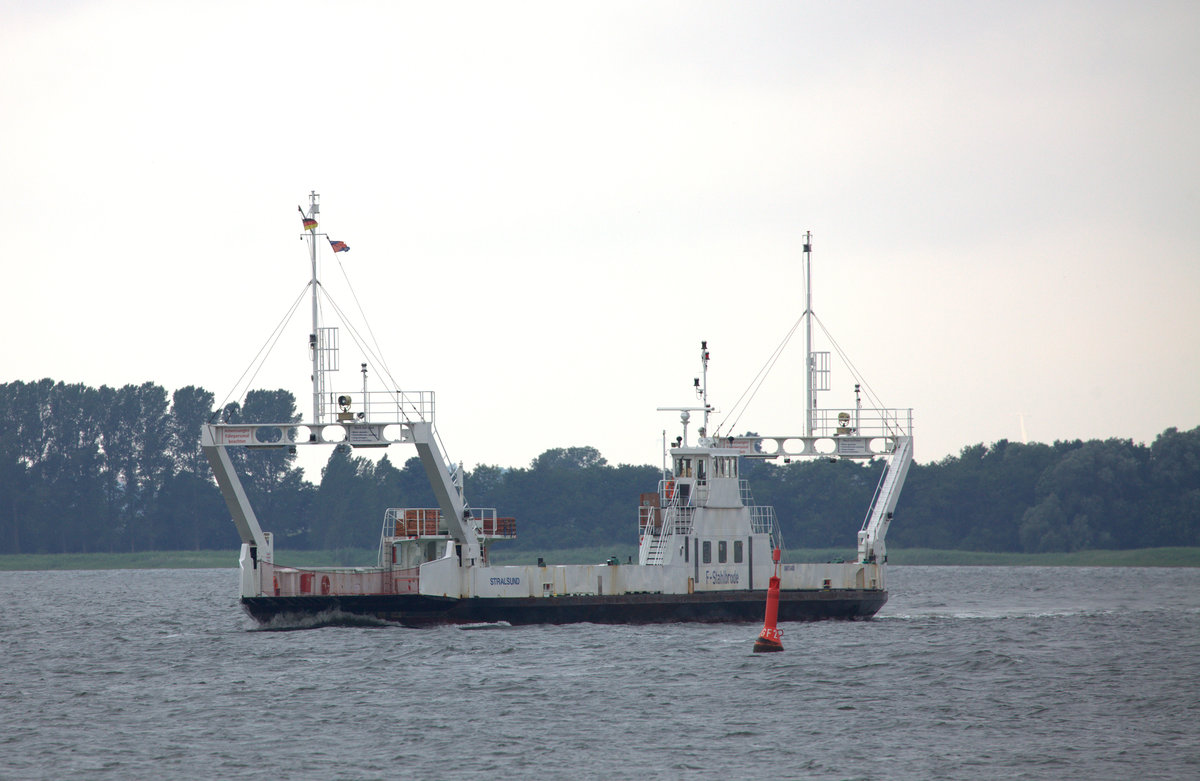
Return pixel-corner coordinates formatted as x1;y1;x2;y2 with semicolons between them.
201;416;483;567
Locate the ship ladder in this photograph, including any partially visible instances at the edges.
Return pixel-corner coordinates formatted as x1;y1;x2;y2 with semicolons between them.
643;505;676;565
644;533;668;565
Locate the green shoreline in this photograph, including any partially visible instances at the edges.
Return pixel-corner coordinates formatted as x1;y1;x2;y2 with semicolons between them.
1;546;1198;572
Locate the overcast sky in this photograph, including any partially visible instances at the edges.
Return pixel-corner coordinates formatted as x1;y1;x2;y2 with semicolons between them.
3;1;1198;476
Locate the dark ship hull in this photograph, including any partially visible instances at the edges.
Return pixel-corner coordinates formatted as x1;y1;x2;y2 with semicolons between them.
242;588;887;627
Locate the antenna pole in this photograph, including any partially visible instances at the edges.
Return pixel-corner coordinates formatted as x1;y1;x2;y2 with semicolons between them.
803;231;814;437
361;362;369;421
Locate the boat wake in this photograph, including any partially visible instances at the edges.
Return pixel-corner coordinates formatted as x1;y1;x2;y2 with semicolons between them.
249;609;403;632
879;607;1115;622
457;621;513;631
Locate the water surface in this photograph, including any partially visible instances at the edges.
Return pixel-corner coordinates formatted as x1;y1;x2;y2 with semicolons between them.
1;566;1197;779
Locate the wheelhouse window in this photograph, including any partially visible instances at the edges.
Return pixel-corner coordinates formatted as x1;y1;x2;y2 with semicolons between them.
712;456;738;479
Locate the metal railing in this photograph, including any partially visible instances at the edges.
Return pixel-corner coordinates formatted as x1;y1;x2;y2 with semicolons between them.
742;480;784;550
381;507;515;540
472;508;517;538
666;506;695;535
384;507;444;537
260;560;419;597
638;505;661;537
639;495;696;537
809;407;912;438
327;389;435;424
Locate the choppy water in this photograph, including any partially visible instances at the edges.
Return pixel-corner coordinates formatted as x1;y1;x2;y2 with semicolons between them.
1;566;1198;780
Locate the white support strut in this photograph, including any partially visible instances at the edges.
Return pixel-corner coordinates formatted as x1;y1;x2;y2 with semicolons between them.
857;435;913;564
201;425;267;550
410;421;481;564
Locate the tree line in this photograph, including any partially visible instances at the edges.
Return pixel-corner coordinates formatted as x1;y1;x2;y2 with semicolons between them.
1;379;1197;555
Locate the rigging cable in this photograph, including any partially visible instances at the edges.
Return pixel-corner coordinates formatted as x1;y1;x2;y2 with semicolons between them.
714;312;804;437
810;313;902;436
318;292;400;393
315;290;452;461
323;252;415;421
210;283;310;423
709;308;903;440
333;253;398;386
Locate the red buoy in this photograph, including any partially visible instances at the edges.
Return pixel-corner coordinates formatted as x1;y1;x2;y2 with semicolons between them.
753;547;784;652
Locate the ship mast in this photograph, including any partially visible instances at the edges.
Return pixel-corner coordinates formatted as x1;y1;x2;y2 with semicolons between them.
803;231;814;437
305;190;321;424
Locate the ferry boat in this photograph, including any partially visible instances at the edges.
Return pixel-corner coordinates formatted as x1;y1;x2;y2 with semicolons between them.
203;193;913;626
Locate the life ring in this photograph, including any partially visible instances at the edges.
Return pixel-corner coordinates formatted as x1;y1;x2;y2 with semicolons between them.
320;575;331;595
665;480;675;500
272;576;280;596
